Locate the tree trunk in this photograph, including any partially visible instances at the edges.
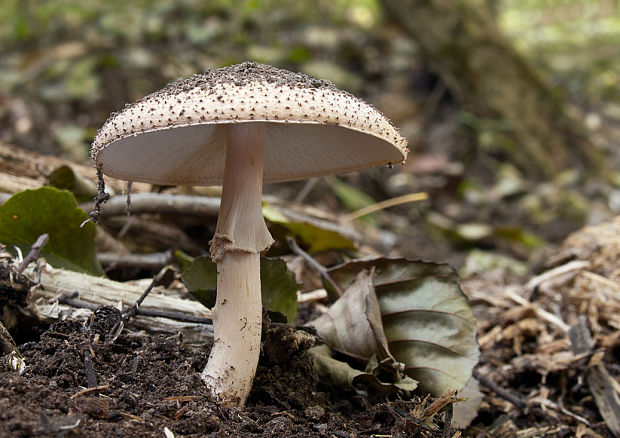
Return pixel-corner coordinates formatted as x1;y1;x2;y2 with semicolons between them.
382;0;601;179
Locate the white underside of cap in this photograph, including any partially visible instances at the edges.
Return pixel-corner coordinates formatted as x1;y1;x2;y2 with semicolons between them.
96;121;405;185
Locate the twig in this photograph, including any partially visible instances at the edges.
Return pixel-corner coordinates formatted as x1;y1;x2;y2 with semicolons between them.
16;233;49;273
386;405;442;436
24;264;212;342
525;260;591;292
116;181;135;238
57;293;213;325
341;192;428;222
580;270;620;295
117;216;135;240
286;236;344;296
123;266;168;322
530;397;592;426
70;385;110;400
474;370;527;409
126;181;132;216
57;292;98;310
106;320;125;344
297;288;328;303
81;192;362;242
80;193;220;218
98;251;173;270
294;177;319;203
133;308;212;324
504;288;570;333
83;167;110;226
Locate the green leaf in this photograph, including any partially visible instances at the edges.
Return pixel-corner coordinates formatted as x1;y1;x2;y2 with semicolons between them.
325;258;479;396
495;226;545;248
260;257;301;324
181;255;218;308
174;249;195;271
182;256;301;323
308;344;366;390
0;187;103;276
48;165;98;202
280;221;355;254
325;176;378;224
263;204;355;254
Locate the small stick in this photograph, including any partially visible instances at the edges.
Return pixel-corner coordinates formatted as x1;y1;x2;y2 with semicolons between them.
474;371;527;409
531;397;592;426
580;270;620;294
117;216;135;240
386;405;441;435
16;233;49;273
98;252;172;270
106;320;124;343
117;181;134;239
525;260;590;292
123;266;171;322
163;395;203;402
286;236;344;296
341;192;428;222
70;384;110;400
80;193;220;218
126;181;133;216
133;308;212;324
57;293;213;325
297;288;328;303
82;167;110;226
119;412;146;423
293;177;319;203
57;292;99;311
504;288;570;333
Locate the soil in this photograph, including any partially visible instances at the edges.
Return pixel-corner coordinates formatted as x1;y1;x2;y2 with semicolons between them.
0;316;443;437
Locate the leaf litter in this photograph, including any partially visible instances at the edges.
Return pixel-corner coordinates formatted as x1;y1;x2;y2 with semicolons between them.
462;216;620;436
0;165;619;435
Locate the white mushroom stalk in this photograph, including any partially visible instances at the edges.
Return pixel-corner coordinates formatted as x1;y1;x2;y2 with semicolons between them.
202;122;274;406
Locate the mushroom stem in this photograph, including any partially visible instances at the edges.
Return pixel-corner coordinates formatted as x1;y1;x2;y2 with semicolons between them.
202;123;273;407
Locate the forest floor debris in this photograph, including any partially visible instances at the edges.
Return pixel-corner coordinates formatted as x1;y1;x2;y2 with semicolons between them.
0;216;618;436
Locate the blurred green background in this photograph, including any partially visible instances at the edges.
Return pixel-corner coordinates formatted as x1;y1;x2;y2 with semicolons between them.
2;0;618;157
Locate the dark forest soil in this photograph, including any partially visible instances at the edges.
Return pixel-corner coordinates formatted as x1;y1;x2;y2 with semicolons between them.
0;318;441;437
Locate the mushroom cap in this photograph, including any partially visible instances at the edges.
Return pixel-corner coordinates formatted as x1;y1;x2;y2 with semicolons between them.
92;62;408;185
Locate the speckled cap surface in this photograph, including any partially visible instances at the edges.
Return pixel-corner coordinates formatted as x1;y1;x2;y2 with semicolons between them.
92;62;408;185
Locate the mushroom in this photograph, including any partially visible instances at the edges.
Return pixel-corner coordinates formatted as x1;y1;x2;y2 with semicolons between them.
91;62;408;407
